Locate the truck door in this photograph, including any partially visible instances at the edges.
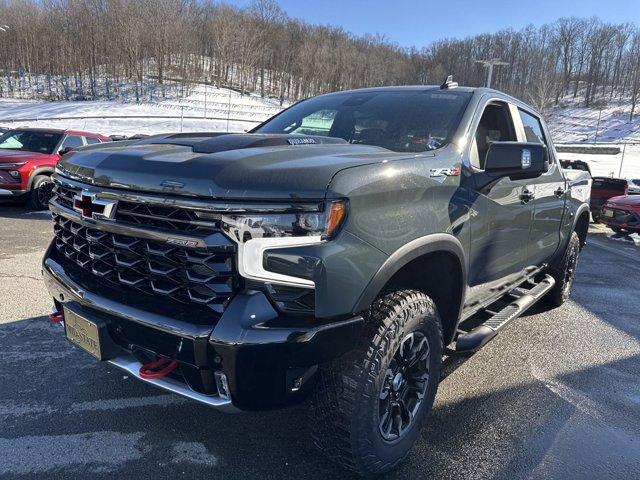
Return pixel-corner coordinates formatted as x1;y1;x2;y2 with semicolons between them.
466;100;535;303
514;108;566;267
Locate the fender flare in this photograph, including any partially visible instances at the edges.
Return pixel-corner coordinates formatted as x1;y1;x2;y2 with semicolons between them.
572;203;591;230
27;167;55;190
551;202;591;268
353;233;467;315
571;202;591;246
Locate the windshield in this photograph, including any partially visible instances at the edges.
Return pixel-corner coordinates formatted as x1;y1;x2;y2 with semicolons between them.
0;130;63;154
255;89;472;153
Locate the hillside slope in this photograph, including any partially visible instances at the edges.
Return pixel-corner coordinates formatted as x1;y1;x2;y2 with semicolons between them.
0;85;284;136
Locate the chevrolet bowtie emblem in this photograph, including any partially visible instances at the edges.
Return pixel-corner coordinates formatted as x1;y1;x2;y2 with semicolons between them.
73;191;117;220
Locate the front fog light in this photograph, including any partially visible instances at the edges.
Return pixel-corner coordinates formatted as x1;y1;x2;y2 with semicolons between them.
214;370;231;400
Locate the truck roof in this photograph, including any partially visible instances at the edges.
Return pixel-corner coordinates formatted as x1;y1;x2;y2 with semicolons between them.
328;85;498;95
323;85;535;113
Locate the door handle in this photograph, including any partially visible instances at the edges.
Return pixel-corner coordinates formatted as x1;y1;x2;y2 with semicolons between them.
520;189;535;203
554;187;565;198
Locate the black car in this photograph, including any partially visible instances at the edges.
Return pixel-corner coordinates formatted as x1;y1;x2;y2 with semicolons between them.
43;83;589;476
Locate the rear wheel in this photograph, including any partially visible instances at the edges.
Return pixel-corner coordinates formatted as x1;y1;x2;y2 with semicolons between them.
309;290;442;477
547;231;580;307
27;175;54;210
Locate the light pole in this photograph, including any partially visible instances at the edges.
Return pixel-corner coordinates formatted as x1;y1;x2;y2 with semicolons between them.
475;59;509;88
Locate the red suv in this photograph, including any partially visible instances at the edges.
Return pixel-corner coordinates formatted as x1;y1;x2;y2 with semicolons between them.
0;128;109;209
600;195;640;234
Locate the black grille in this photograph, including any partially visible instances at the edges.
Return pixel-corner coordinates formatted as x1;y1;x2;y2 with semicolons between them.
115;201;219;235
54;184;76;210
52;184;219;236
52;213;238;313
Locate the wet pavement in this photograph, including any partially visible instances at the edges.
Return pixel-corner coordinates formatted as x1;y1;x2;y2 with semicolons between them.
0;204;638;479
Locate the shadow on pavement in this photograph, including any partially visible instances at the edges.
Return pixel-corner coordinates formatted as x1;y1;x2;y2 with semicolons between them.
0;202;51;219
1;313;639;480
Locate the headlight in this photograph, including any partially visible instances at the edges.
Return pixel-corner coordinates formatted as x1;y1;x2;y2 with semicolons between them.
221;200;347;243
0;162;26;168
219;200;348;288
8;170;20;178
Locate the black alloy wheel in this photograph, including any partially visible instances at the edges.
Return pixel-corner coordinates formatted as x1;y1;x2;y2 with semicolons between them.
378;331;430;441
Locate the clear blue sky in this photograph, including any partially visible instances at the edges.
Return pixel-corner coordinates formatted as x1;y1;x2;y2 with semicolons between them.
231;0;640;47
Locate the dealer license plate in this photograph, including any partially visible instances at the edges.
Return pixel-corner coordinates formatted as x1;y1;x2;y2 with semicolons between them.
64;307;102;359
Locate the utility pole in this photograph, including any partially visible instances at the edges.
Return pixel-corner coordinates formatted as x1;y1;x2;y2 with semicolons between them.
475;59;509;88
618;143;627;178
226;88;232;133
594;108;602;144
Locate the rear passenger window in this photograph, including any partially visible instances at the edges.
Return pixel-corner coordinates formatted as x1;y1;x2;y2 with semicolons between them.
85;137;101;145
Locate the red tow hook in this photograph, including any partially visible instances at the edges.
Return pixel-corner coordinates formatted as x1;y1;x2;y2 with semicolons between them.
139;357;178;379
49;311;64;324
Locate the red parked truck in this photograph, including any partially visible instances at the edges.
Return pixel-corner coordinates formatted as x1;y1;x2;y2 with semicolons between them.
0;128;109;209
590;176;628;222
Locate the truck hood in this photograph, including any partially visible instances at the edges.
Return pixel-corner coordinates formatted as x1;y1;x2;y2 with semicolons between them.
0;149;50;163
56;133;398;200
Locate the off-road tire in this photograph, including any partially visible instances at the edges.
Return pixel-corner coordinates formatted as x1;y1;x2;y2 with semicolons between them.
309;290;443;477
27;175;54;210
547;231;580;307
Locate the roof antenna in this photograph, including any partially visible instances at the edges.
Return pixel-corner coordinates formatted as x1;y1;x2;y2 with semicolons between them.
440;75;458;89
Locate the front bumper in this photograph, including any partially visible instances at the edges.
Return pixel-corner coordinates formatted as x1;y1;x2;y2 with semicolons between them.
0;188;27;196
599;207;640;232
43;246;364;412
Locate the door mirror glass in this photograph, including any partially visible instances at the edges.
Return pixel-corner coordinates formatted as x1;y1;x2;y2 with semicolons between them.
484;142;547;179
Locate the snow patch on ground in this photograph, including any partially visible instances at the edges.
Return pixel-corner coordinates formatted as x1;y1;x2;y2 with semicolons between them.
607;232;640;245
171;441;218;467
0;431;145;475
557;145;640;178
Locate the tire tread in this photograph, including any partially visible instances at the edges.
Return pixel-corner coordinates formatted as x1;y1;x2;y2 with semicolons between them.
309;289;442;477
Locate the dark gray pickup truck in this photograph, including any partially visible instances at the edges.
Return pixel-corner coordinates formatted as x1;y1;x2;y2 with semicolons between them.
43;82;589;477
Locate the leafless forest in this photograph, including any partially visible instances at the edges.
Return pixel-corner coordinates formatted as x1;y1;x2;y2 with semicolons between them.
0;0;639;117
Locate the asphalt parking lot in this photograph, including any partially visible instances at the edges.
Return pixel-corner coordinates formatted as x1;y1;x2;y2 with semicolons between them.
0;204;639;480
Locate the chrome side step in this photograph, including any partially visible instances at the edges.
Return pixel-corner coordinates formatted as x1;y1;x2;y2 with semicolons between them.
455;274;555;352
108;354;239;413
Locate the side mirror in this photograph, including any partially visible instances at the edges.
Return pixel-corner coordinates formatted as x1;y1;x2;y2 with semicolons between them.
484;142;547;180
58;146;75;156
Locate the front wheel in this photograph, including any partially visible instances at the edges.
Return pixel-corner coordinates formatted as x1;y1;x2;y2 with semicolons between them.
547;231;580;307
309;290;443;477
27;175;54;210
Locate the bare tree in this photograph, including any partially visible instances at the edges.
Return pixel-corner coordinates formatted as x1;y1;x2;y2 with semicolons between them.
0;0;638;116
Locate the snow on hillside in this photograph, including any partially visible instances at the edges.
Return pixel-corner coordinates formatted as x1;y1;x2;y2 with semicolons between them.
546;102;640;178
547;104;640;144
0;85;286;136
